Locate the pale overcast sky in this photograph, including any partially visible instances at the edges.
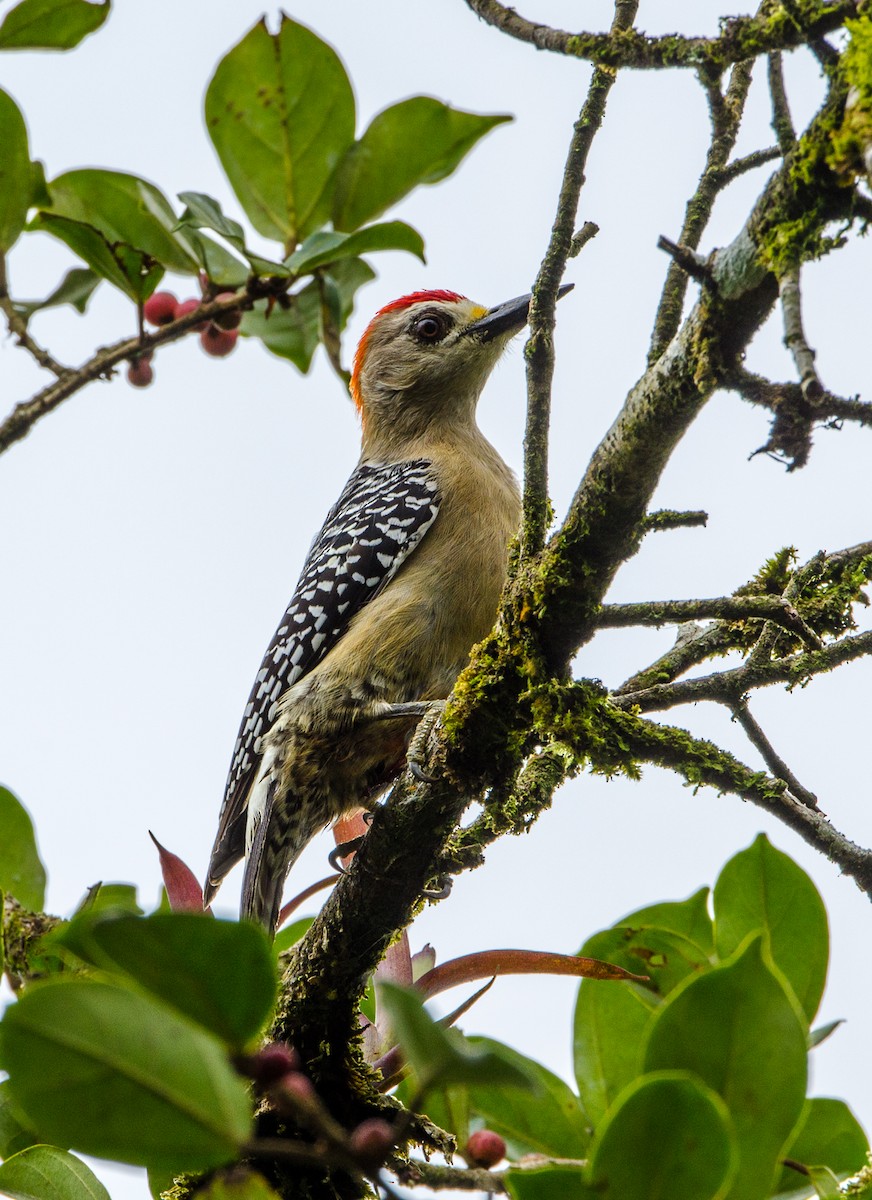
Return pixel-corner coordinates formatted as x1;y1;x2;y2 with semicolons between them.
2;3;871;1197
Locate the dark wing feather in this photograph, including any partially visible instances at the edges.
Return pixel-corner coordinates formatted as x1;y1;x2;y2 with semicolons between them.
205;459;440;895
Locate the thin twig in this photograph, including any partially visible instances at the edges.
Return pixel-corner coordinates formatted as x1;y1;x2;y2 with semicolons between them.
780;268;825;400
597;595;822;647
462;0;862;70
732;702;819;809
648;58;754;361
397;1159;506;1192
717;145;781;185
0;254;70;379
656;236;715;286
768;52;797;151
0;287;262;455
521;0;639;558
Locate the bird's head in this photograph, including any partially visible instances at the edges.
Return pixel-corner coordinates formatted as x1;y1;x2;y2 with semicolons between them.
350;287;571;453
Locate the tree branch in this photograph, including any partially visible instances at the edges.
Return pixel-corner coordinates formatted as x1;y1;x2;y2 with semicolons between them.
0;254;70;379
463;0;864;71
522;0;639;557
597;594;822;647
731;702;820;809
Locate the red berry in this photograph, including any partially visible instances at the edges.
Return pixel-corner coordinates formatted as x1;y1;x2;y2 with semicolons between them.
127;357;154;388
246;1043;301;1087
211;292;242;330
279;1072;317;1105
465;1129;506;1168
174;297;208;330
200;325;239;358
143;291;178;327
349;1118;395;1169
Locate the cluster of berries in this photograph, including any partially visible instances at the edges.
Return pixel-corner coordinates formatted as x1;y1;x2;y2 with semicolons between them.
238;1042;507;1173
126;288;242;387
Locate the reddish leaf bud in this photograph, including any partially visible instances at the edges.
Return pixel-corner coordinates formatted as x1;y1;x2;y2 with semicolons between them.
148;831;209;913
143;291;178;327
349;1118;395;1169
279;1071;317;1105
465;1129;506;1168
200;325;239;358
248;1042;301;1087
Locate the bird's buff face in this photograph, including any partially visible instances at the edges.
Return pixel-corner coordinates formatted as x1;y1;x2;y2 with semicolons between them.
350;291;529;439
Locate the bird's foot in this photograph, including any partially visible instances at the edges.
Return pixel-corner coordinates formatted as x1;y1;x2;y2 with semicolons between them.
406;700;447;784
328;837;365;873
421;876;453;901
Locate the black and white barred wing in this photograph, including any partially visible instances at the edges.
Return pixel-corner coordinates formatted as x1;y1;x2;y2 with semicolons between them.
205;459;441;895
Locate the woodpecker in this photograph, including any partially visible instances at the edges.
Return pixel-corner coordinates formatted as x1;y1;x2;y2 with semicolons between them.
204;285;571;932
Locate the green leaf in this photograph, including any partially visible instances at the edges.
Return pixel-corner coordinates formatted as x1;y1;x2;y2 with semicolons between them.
0;0;109;51
774;1098;869;1194
0;978;251;1172
75;881;143;916
205;15;355;246
0;786;46;910
504;1163;588;1200
466;1037;589;1160
714;834;828;1023
176;191;290;278
573;979;656;1125
54;912;275;1048
377;982;535;1094
0;1081;38;1159
0;88;32;251
241;256;373;372
43;169;201;274
286;221;425;275
12;267;100;322
332;98;511;232
644;935;808;1200
29;212;163;302
273;916;313;958
585;1072;737;1200
809;1020;844;1050
0;1145;110;1199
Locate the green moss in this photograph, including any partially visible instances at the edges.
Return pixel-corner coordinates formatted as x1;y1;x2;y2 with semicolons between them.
827;17;872;178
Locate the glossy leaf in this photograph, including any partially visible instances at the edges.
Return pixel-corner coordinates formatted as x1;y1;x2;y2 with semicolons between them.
54;912;275;1047
774;1098;869;1194
176;191;289;277
43;169;200;273
0;978;251;1172
809;1020;844;1050
0;1144;110;1199
0;786;46;910
286;222;425;275
644;935;807;1200
376;982;534;1094
29;212;163;302
76;881;142;916
332;98;511;232
0;1081;38;1159
466;1037;589;1160
573;978;656;1125
585;1072;737;1200
0;89;32;251
12;267;100;321
205;15;355;245
0;0;109;51
241;257;373;372
714;834;828;1023
504;1162;588;1200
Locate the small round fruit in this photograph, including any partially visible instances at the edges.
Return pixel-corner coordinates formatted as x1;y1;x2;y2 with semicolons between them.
211;292;242;330
200;325;239;358
279;1072;317;1105
248;1042;301;1087
349;1119;395;1169
126;357;154;388
143;291;178;327
174;297;208;329
464;1129;507;1168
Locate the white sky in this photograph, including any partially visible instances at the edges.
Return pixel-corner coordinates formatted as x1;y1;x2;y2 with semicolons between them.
2;3;871;1197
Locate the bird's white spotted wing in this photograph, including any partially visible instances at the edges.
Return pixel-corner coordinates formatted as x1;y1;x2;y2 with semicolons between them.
205;458;441;891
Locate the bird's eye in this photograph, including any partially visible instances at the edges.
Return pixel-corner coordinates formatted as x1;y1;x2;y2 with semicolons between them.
411;312;449;342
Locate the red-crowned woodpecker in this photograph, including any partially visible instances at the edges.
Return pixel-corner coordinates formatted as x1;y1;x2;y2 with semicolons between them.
204;286;571;931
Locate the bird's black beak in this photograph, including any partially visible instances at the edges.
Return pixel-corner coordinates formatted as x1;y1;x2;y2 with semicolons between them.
463;282;574;342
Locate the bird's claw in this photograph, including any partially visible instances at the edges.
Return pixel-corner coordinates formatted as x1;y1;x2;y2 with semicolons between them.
328;836;365;873
408;760;440;784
